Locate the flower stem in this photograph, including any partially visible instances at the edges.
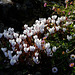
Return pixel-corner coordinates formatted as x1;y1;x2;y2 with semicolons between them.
67;48;75;54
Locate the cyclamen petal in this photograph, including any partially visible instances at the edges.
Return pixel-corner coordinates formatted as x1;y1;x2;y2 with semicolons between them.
17;51;22;55
55;26;60;31
35;52;39;57
52;46;57;52
30;46;35;51
16;38;22;44
4;52;8;57
45;43;50;49
51;20;55;24
10;59;16;65
67;35;72;41
56;20;60;25
1;48;7;52
63;28;66;32
0;33;3;38
52;15;57;20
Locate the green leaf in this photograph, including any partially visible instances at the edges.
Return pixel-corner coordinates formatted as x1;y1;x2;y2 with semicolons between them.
73;67;75;69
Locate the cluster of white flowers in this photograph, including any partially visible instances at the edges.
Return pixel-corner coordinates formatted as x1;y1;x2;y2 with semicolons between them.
23;18;46;37
45;43;57;56
1;47;22;65
47;27;55;34
46;16;70;34
32;52;39;64
0;15;74;65
0;17;48;65
3;28;14;39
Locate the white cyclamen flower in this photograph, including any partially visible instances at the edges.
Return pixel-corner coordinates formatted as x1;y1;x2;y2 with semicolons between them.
34;39;42;49
52;15;57;20
9;39;16;47
19;34;27;40
33;56;40;64
52;67;58;73
35;20;40;24
23;44;27;48
1;48;7;52
49;27;55;34
73;25;75;29
67;35;72;41
30;46;35;51
35;52;39;57
8;35;13;39
55;26;60;31
60;17;65;21
17;51;22;55
66;22;71;26
56;20;60;25
4;52;8;57
46;48;51;53
8;51;13;59
23;30;27;34
16;38;22;44
51;20;55;24
52;46;57;52
19;44;23;49
13;33;19;38
24;48;29;53
33;35;38;39
12;47;15;51
40;29;44;33
10;59;16;65
8;28;14;33
3;32;9;39
45;43;50;49
24;24;28;29
27;32;33;37
48;17;51;22
63;28;66;32
12;55;19;61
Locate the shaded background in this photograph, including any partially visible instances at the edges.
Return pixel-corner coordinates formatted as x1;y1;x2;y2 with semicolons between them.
0;0;53;33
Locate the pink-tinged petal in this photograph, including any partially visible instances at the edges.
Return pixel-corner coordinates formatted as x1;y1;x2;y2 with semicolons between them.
54;8;56;12
68;11;71;15
44;3;47;7
62;11;65;14
66;4;67;8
